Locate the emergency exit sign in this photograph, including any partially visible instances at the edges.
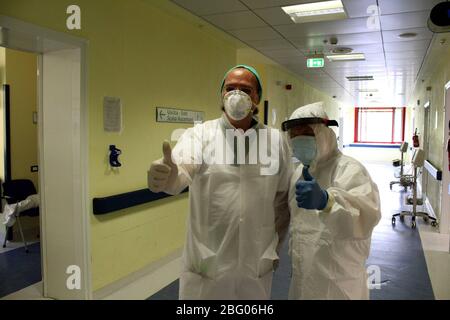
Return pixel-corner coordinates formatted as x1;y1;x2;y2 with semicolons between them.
307;58;325;68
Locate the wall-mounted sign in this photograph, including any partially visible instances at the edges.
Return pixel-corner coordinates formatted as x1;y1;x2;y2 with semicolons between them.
156;107;204;123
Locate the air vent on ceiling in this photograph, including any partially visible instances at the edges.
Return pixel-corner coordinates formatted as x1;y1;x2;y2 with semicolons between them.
346;76;374;81
398;32;417;39
332;47;353;54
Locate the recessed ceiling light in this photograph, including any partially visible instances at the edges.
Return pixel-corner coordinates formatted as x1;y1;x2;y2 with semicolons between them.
398;32;418;39
282;0;347;24
326;53;365;61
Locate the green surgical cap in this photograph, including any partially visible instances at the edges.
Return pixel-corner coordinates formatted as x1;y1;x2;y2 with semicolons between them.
221;64;263;99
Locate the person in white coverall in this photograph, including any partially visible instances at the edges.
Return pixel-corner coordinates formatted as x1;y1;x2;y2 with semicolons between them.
281;102;381;300
148;65;292;300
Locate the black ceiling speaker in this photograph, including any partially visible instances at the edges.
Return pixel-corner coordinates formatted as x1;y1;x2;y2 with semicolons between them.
428;1;450;33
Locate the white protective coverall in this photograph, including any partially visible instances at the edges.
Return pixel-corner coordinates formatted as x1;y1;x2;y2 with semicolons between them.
288;102;381;300
3;194;40;227
162;114;291;300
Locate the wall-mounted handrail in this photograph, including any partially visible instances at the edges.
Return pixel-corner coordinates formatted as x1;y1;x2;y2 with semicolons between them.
93;188;188;215
424;160;442;181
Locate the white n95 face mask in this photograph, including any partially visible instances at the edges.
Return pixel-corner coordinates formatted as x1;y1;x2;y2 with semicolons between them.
223;90;253;121
291;136;317;167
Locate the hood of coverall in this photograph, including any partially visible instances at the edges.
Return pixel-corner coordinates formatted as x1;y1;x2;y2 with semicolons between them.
288;102;340;170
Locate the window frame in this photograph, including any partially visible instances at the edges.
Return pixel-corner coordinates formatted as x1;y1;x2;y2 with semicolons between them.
354;107;406;144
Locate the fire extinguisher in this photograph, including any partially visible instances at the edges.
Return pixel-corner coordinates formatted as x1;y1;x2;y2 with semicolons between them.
413;128;420;148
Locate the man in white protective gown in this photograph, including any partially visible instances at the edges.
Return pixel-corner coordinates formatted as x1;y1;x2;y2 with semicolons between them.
282;102;381;300
147;65;292;300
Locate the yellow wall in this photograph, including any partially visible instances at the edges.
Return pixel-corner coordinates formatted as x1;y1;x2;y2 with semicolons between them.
0;0;340;291
0;47;39;237
0;47;4;237
408;41;450;220
0;47;5;182
3;49;39;187
85;0;235;290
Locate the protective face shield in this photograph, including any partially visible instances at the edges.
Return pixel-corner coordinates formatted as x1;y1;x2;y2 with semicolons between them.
282;117;339;166
223;90;253;121
282;117;339;132
291;136;317;167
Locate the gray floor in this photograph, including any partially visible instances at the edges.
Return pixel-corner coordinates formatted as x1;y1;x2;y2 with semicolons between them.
0;242;41;298
365;163;434;300
149;163;435;300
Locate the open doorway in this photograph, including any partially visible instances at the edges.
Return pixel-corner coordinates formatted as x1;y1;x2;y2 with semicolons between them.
0;16;91;300
0;48;41;298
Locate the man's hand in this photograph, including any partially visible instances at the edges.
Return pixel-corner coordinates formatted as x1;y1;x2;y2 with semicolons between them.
295;166;328;210
147;141;178;193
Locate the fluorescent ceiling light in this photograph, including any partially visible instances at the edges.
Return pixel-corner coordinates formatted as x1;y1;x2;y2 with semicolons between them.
358;89;379;93
346;75;374;81
326;53;365;61
282;0;347;24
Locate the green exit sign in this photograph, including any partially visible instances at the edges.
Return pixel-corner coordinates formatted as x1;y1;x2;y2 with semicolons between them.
307;58;325;68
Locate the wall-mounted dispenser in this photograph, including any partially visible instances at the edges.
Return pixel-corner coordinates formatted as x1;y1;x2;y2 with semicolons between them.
109;145;122;168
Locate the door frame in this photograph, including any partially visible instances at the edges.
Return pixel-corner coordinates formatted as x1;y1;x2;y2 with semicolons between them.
0;15;91;299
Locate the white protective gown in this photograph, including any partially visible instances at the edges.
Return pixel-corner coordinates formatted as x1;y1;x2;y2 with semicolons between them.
164;114;291;300
288;103;381;300
3;194;40;227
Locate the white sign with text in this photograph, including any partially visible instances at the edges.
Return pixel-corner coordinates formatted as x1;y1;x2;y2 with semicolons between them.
156;107;204;124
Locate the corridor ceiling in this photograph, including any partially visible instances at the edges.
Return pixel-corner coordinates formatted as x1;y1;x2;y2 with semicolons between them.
170;0;442;107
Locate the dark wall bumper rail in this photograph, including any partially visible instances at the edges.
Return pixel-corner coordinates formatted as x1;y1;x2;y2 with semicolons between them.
93;188;188;215
424;160;442;181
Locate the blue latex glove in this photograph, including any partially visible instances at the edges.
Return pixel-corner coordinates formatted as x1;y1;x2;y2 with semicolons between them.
295;166;328;210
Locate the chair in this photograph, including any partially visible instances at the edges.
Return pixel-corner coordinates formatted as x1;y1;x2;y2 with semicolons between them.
390;142;413;191
2;179;39;253
391;149;438;229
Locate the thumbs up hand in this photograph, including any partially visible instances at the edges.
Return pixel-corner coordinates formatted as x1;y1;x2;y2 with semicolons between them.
295;166;328;210
148;141;179;193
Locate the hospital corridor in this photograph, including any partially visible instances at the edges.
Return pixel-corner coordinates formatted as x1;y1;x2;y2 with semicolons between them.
0;0;450;305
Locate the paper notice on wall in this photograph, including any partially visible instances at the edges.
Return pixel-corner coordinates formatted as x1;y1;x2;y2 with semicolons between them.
104;96;122;133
